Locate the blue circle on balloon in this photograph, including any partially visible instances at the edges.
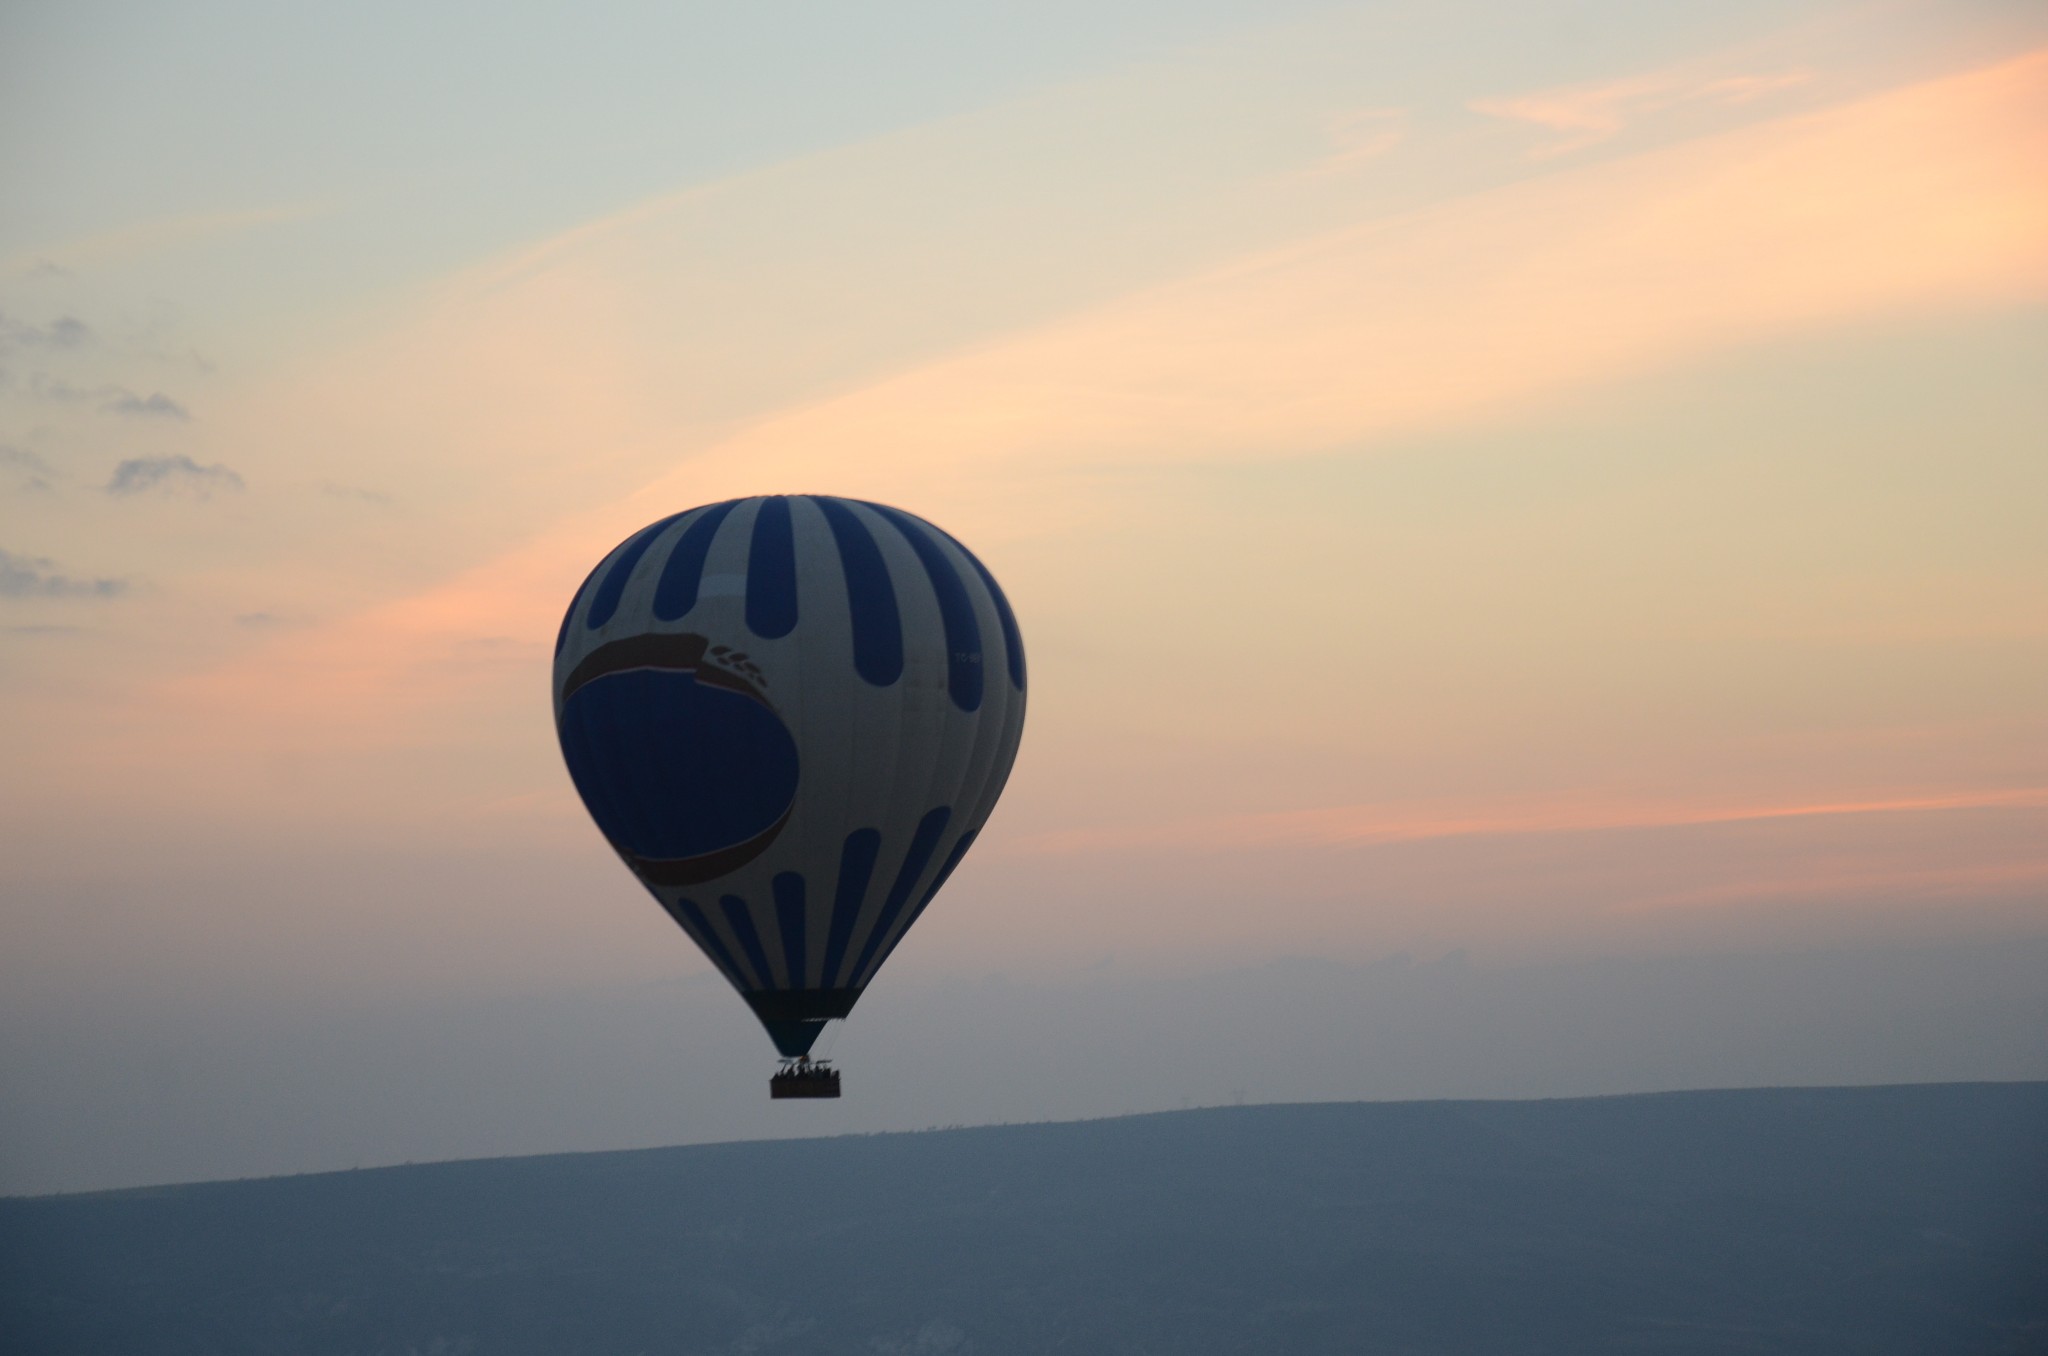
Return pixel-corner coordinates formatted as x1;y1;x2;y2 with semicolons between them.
558;668;800;865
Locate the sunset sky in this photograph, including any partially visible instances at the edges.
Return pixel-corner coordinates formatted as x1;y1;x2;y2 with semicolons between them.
4;0;2045;1192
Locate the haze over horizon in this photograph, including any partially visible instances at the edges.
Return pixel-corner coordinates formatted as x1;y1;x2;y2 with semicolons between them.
3;0;2045;1195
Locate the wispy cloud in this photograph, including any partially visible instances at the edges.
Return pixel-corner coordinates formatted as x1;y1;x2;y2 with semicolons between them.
105;454;244;497
0;548;126;599
0;444;57;494
1012;789;2048;857
0;312;94;352
1473;66;1814;158
102;391;190;419
32;376;192;420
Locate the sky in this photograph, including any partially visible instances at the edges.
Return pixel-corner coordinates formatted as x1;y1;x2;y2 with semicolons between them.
2;0;2045;1194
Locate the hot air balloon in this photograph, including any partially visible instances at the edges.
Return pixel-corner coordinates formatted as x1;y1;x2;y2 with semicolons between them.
552;496;1026;1098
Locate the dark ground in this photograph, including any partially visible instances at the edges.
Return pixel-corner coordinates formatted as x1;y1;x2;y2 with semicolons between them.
4;1083;2044;1355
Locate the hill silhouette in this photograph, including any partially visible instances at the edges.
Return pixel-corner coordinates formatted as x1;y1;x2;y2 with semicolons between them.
4;1083;2044;1354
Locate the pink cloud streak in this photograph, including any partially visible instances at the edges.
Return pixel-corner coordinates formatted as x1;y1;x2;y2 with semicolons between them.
1012;788;2048;857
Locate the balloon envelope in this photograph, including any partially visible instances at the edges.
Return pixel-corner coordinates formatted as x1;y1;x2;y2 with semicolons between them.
553;496;1026;1057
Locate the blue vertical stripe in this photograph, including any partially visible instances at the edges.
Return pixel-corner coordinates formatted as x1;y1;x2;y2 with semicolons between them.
866;504;983;711
746;496;799;638
672;896;748;991
586;512;686;630
772;872;807;991
956;545;1025;692
821;829;881;989
652;499;739;621
721;895;774;991
904;829;977;934
861;829;979;980
812;497;904;686
850;807;951;985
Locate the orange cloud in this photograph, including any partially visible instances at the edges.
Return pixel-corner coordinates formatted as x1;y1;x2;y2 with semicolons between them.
1008;788;2048;857
1472;66;1815;157
619;47;2048;507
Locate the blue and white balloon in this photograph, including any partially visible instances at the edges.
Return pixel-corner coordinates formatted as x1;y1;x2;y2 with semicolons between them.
553;497;1026;1059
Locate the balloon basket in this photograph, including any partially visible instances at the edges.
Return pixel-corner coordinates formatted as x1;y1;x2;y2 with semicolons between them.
770;1061;841;1100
